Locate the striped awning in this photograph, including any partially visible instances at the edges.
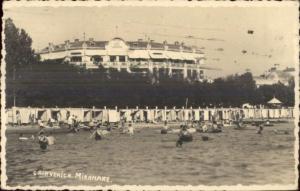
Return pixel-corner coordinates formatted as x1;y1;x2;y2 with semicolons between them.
149;51;167;59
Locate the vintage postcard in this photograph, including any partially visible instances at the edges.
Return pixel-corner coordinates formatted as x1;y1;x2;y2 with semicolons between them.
1;1;299;190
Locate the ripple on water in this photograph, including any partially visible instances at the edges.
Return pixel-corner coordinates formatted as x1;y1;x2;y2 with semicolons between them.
5;122;296;186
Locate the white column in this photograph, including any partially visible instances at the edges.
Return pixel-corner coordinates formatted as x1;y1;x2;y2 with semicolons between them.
168;62;172;76
183;63;188;79
126;62;131;73
117;62;121;72
148;61;153;74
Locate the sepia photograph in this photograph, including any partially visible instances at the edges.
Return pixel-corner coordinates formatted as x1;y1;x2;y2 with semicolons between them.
1;1;299;190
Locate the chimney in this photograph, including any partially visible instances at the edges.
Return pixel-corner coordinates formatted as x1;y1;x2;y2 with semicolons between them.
163;40;168;50
181;42;185;46
64;40;70;50
147;41;151;50
48;42;54;52
174;41;179;45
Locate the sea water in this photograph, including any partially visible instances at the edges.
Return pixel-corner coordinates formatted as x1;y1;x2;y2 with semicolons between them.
5;122;296;186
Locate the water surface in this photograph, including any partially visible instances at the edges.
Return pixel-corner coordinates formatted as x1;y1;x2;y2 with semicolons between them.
5;122;296;186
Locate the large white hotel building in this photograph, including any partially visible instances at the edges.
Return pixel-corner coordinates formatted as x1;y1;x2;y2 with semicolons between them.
38;37;206;80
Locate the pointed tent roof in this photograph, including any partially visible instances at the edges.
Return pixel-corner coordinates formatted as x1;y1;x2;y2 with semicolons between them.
268;97;282;104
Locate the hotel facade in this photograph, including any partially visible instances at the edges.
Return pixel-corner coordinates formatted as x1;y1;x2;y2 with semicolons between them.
38;37;206;80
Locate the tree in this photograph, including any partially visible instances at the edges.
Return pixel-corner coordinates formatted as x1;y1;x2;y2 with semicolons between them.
4;18;38;71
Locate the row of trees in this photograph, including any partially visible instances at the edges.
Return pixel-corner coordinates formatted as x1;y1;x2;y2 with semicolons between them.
4;18;295;108
4;18;39;72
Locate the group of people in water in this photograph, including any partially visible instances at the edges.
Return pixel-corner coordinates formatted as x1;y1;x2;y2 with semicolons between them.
17;112;288;150
18;129;55;150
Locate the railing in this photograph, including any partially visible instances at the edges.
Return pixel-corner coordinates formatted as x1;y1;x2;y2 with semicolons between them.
69;61;201;70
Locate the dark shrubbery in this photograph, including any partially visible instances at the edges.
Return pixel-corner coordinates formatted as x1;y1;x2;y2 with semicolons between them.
6;63;295;108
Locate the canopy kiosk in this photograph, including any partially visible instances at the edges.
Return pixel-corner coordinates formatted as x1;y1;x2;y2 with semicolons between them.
267;97;282;109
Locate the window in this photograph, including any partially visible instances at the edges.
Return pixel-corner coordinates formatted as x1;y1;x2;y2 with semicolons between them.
110;56;116;62
92;56;103;63
119;56;126;62
71;56;82;62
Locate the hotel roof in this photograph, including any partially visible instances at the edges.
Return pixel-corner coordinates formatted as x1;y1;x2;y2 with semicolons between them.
40;38;204;54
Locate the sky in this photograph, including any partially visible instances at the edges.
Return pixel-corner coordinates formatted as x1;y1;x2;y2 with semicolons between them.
3;3;299;78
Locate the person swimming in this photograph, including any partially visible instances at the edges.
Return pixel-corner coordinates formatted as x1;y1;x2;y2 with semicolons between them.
264;120;274;126
18;133;29;140
94;129;103;140
38;131;48;150
273;129;289;135
256;125;264;134
161;121;168;134
176;125;193;147
38;119;45;129
212;121;222;133
128;123;134;136
202;123;208;132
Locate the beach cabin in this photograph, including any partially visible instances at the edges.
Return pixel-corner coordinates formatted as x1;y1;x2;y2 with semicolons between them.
269;109;275;119
148;109;155;122
67;108;85;122
131;109;141;122
108;109;120;123
83;109;92;122
254;109;262;119
175;109;183;121
120;109;132;122
138;110;145;122
154;109;163;122
36;108;49;122
169;109;177;121
102;109;109;122
5;109;13;124
92;109;103;121
143;109;149;122
217;110;223;120
261;109;269;119
193;109;200;121
59;108;69;122
51;108;61;121
248;108;255;119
